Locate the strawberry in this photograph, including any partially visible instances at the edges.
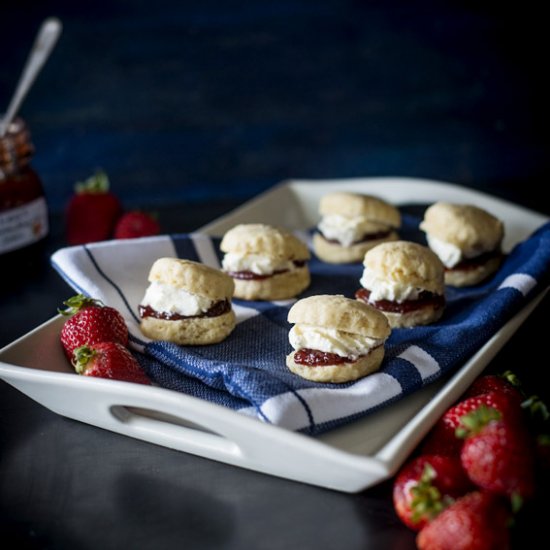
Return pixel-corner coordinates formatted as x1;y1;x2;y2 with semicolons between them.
60;294;128;360
416;490;511;550
113;210;160;239
72;342;151;385
65;170;122;245
393;454;471;530
448;391;524;429
458;405;535;509
421;389;525;457
463;371;523;403
420;419;464;457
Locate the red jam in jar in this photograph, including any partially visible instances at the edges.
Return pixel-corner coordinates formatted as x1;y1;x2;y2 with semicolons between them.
0;118;49;257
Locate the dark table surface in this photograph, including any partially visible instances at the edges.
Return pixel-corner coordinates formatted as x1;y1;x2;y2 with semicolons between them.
1;2;549;549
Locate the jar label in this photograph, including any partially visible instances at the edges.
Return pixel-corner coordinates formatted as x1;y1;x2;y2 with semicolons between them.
0;197;49;254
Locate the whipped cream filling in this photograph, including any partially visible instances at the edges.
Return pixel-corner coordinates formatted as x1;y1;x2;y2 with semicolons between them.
289;325;385;359
318;214;390;247
140;281;214;316
222;252;299;276
360;269;423;302
425;234;488;269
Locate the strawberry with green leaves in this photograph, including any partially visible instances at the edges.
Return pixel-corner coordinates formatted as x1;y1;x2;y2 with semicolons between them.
458;405;535;510
65;170;122;245
72;342;151;385
392;454;471;531
421;387;525;457
60;294;129;360
416;490;511;550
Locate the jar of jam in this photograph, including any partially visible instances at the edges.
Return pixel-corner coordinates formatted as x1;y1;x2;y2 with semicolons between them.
0;117;49;259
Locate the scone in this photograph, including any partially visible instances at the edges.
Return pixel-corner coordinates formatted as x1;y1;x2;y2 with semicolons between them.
138;258;236;345
420;202;504;287
220;223;311;301
313;191;401;264
355;241;445;328
286;294;391;383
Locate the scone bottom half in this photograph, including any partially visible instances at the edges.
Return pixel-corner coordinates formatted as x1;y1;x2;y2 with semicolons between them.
220;223;311;301
356;241;446;328
443;255;504;287
138;257;236;345
286;295;391;383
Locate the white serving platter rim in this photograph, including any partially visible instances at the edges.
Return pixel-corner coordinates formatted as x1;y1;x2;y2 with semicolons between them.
0;176;547;493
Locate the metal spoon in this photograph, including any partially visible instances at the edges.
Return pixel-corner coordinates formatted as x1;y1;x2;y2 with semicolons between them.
0;17;62;137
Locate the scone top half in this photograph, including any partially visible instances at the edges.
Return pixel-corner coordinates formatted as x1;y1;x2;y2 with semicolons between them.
286;295;391;383
360;241;445;297
140;257;234;319
220;223;310;269
356;241;446;328
220;223;311;301
288;294;391;341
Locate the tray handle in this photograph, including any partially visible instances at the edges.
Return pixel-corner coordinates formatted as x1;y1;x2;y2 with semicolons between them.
108;402;244;459
0;367;390;492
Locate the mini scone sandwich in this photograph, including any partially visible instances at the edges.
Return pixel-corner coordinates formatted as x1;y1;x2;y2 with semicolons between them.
420;202;504;287
355;241;445;328
220;223;311;301
286;294;391;383
313;191;401;264
139;258;236;345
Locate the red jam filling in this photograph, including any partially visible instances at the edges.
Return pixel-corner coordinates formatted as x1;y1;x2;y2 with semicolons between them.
445;250;502;272
318;229;392;246
139;299;231;320
355;288;445;313
228;260;307;281
293;348;359;366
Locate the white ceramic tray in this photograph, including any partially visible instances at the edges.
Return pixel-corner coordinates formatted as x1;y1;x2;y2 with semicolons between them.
1;177;547;493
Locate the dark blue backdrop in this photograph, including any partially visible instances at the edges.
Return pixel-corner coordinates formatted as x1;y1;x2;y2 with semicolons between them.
1;1;548;216
1;5;550;547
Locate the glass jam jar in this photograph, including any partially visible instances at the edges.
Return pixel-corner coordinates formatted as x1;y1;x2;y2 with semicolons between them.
0;117;49;259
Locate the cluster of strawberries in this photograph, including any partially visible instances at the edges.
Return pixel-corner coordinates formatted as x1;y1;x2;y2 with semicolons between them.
59;294;151;385
65;171;160;245
393;372;549;549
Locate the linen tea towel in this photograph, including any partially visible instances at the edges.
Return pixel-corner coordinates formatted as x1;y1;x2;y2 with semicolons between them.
51;214;550;435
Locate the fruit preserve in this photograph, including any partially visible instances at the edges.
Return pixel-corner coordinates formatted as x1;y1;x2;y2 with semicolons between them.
0;117;49;258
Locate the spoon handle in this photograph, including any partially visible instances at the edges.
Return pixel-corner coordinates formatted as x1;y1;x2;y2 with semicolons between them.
0;17;62;137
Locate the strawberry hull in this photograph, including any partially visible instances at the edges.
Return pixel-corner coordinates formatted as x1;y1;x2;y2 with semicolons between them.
393;454;472;531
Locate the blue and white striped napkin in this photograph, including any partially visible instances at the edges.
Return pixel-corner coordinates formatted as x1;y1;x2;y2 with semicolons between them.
51;215;550;435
